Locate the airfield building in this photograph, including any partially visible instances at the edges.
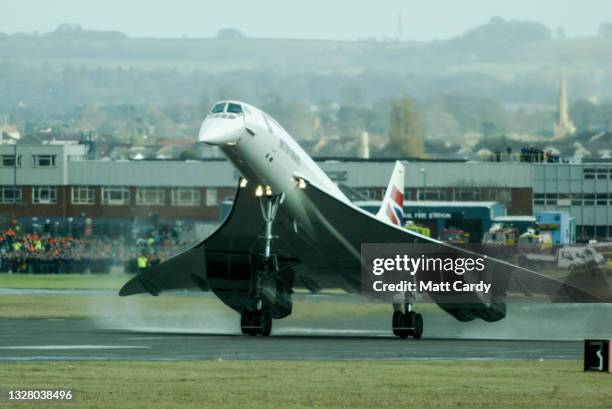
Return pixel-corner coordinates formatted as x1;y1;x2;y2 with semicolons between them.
0;143;611;241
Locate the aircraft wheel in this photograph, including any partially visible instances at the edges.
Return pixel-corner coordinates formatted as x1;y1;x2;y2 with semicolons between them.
392;311;403;336
240;310;250;335
241;309;272;336
393;311;411;339
402;311;415;339
412;313;424;339
241;310;258;336
261;309;272;337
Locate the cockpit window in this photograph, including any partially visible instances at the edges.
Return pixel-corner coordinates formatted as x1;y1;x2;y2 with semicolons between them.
210;102;226;113
227;103;243;114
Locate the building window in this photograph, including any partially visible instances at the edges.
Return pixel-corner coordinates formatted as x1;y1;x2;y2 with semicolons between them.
32;186;57;204
533;192;544;205
171;188;200;206
72;186;95;205
102;187;130;205
353;188;382;200
205;188;218;206
454;188;480;201
417;188;447;201
544;193;558;205
582;193;595;206
583;168;596;179
482;188;511;205
1;154;21;167
32;154;57;167
136;187;165;206
596;193;608;206
0;187;22;204
325;171;348;183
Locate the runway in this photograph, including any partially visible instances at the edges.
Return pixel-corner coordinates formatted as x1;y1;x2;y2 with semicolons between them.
0;319;583;361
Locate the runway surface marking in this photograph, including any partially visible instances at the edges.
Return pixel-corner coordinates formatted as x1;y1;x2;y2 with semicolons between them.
0;345;150;350
0;319;586;361
273;328;388;336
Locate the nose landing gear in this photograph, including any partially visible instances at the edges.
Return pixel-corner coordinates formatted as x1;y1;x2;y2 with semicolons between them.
240;192;284;337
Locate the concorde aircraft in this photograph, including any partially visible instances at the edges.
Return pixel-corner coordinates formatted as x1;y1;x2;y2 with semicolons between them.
120;100;599;338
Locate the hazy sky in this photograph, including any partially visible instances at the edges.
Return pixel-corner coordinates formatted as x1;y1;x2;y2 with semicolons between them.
3;0;611;40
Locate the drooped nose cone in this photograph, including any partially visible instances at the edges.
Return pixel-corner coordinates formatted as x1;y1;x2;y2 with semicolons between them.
198;117;244;145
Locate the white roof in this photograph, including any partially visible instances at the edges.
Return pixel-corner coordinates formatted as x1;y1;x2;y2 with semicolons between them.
354;200;500;209
494;216;536;222
405;201;499;208
353;200;382;207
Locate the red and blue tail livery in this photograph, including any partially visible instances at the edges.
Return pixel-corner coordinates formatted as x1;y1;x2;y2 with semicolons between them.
377;161;405;226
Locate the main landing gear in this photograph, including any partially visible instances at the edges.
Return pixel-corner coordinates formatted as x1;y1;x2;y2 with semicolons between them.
240;308;272;337
392;298;423;339
240;192;284;337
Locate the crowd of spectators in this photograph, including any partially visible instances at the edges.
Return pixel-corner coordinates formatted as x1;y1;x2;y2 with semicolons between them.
125;224;188;273
0;227;116;274
0;220;190;275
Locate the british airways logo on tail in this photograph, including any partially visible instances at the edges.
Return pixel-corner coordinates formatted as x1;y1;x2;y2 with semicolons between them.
386;186;404;226
375;161;405;227
391;186;403;207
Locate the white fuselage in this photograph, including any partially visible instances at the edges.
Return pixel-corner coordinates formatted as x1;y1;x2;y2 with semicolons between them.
199;101;352;220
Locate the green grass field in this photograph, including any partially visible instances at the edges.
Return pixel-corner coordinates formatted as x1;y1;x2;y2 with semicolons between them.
0;360;610;409
2;277;610;409
0;273;433;320
0;273;131;290
0;292;416;321
0;273;347;293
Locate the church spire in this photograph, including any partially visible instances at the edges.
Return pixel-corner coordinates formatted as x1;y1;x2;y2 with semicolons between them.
554;70;576;140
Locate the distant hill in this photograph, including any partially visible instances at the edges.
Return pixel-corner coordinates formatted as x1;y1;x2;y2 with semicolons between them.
2;18;612;133
1;18;612;79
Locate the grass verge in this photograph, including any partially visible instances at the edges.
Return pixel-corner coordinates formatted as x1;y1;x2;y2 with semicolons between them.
0;360;610;409
0;293;424;321
0;274;131;290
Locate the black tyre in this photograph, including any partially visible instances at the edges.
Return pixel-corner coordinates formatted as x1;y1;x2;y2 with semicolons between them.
241;310;258;336
392;311;403;336
240;310;251;335
261;309;272;337
413;313;423;339
398;312;414;339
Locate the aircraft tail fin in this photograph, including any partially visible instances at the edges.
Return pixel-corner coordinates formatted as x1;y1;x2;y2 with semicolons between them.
376;160;405;226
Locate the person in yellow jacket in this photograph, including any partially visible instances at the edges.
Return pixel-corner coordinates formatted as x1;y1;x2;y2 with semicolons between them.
137;254;148;273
